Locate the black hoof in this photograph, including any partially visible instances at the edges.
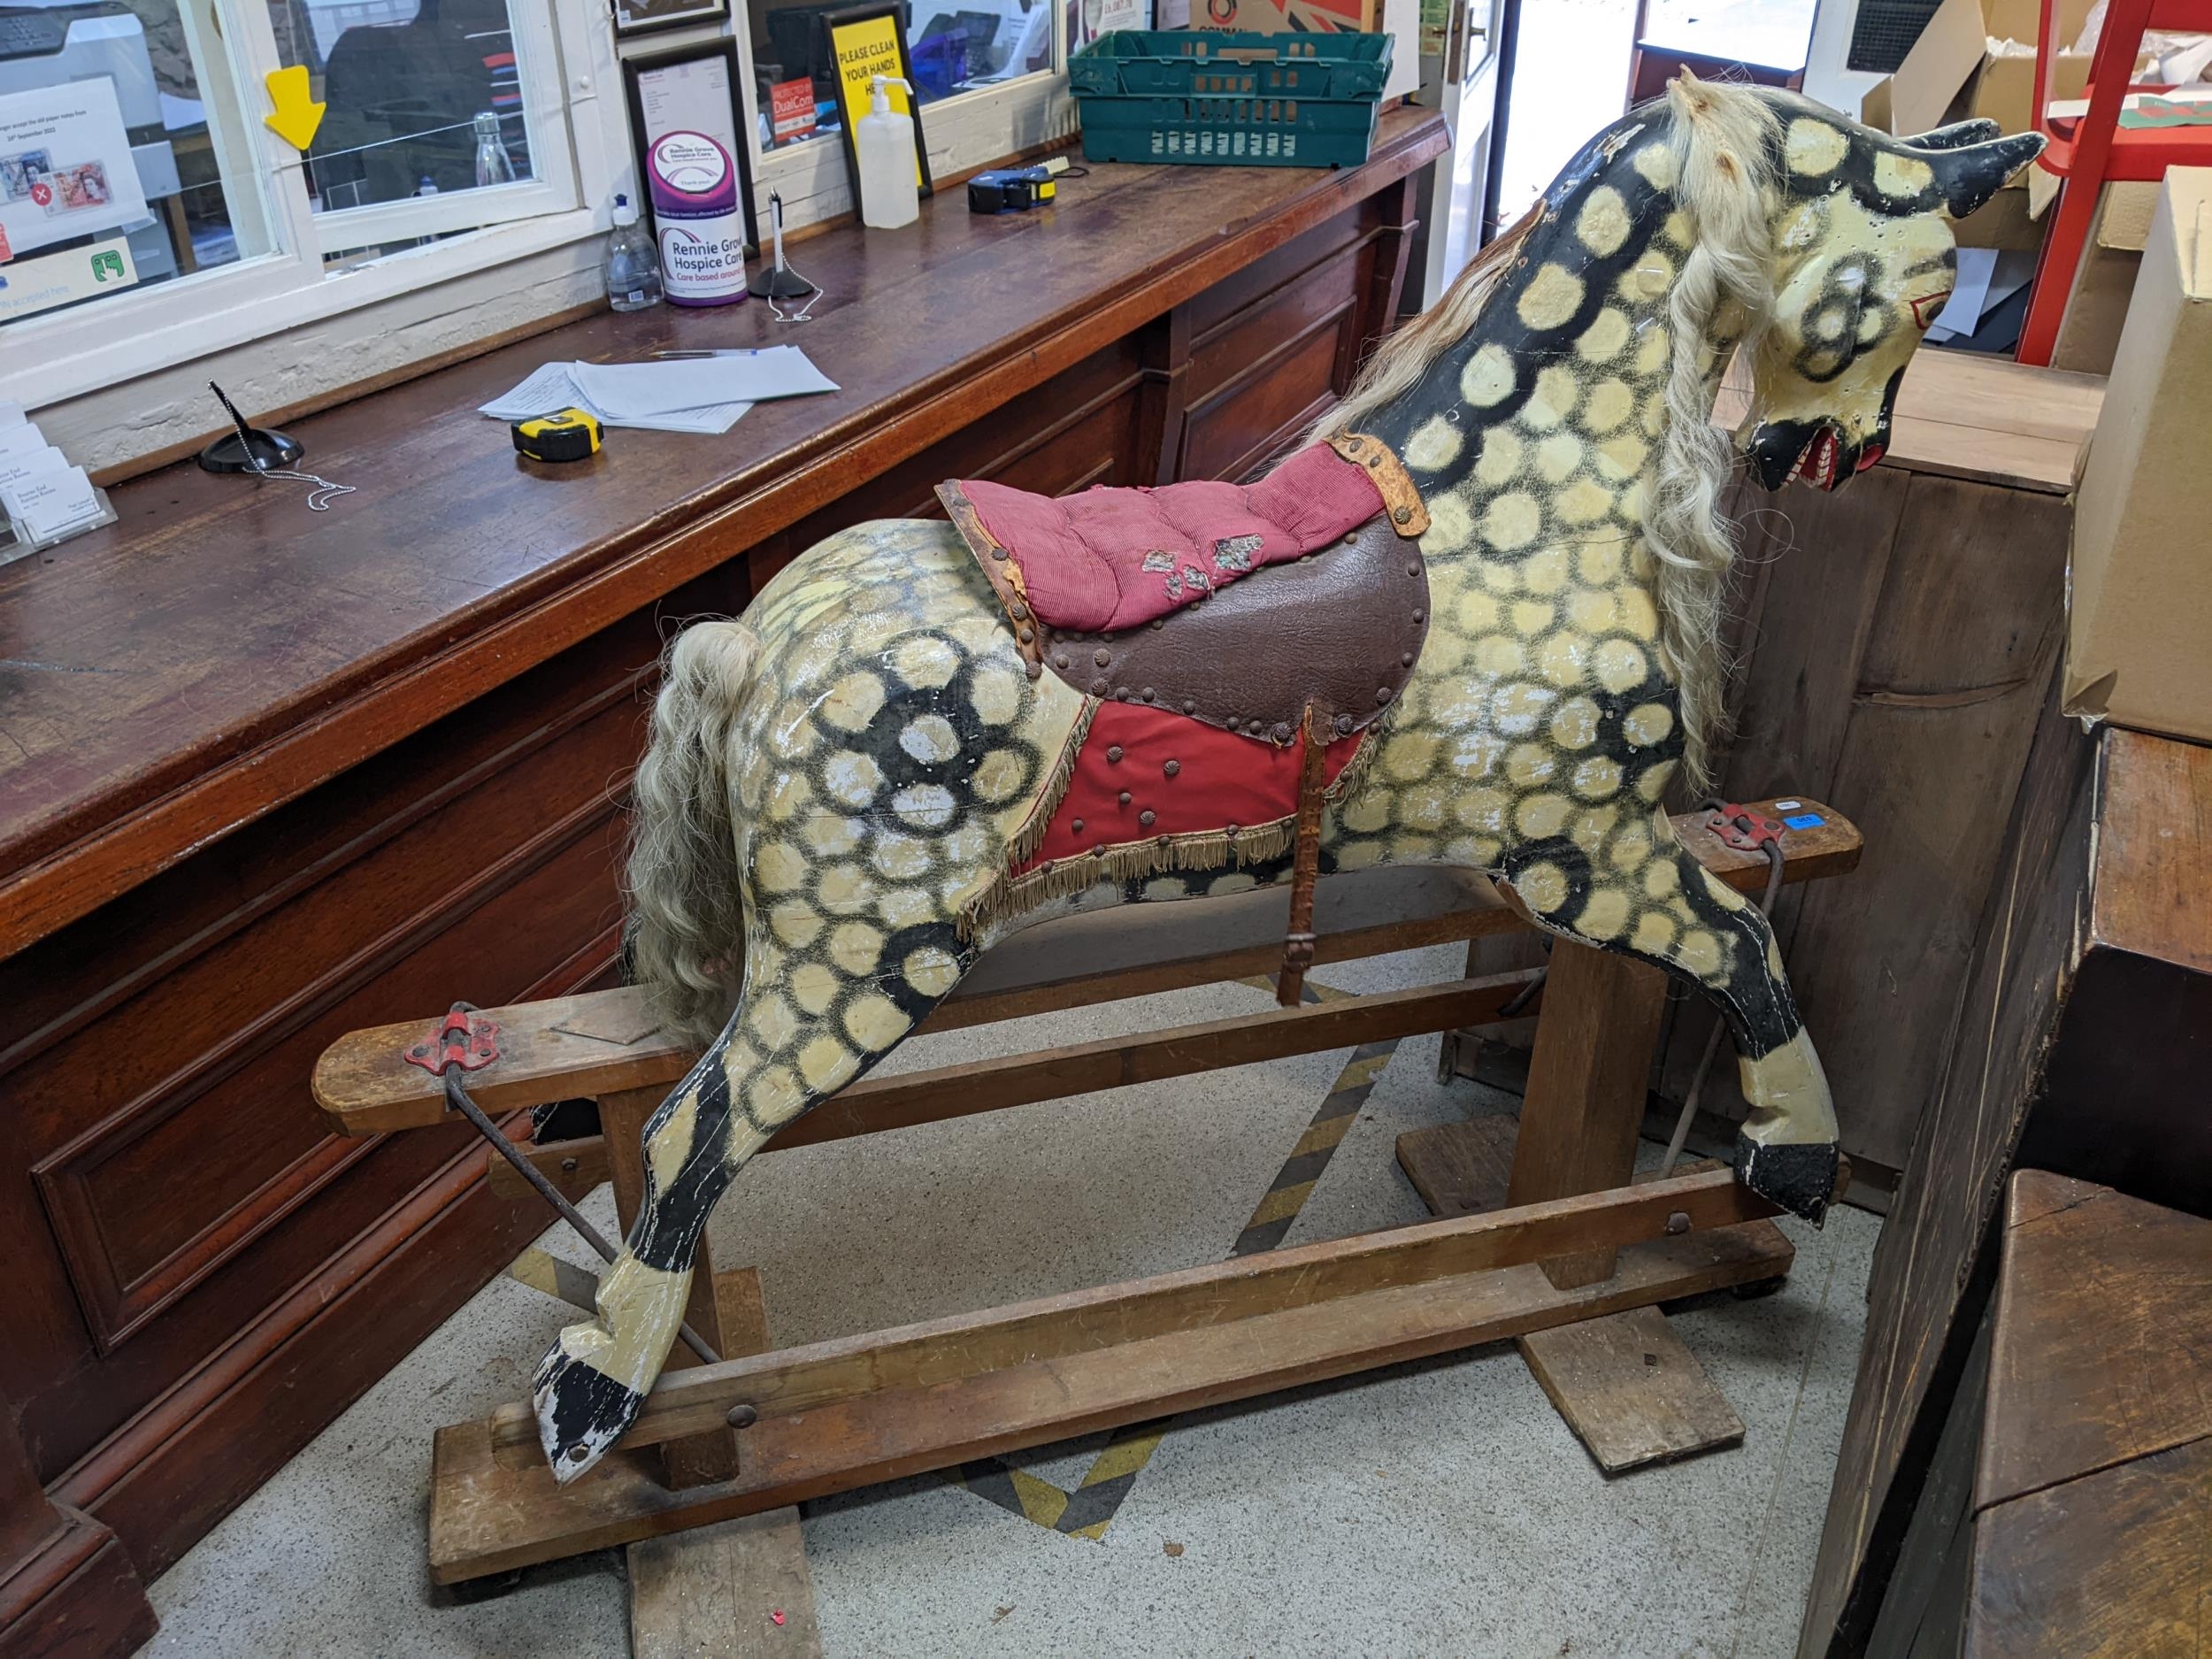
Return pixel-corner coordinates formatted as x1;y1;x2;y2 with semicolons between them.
1735;1133;1838;1227
533;1340;647;1484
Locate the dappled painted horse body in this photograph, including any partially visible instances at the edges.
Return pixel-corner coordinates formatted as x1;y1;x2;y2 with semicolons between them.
534;81;2043;1478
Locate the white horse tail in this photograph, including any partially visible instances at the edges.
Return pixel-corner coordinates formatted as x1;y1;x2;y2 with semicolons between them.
626;618;761;1048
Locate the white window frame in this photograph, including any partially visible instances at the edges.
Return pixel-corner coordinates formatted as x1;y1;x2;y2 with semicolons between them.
307;1;581;255
9;0;626;409
6;0;1073;417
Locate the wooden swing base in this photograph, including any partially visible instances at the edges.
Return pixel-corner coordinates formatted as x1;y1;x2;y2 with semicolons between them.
313;798;1857;1586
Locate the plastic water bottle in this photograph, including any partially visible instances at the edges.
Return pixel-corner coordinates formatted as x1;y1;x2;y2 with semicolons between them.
472;111;516;188
604;193;664;312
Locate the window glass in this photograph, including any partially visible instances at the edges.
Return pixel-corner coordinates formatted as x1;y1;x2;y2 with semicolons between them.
264;0;534;218
749;0;1052;155
0;0;257;326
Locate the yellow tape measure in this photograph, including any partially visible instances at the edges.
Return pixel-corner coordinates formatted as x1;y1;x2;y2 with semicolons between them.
511;407;603;464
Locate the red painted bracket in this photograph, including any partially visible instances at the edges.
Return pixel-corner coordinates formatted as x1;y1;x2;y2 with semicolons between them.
1706;802;1786;853
403;1007;501;1075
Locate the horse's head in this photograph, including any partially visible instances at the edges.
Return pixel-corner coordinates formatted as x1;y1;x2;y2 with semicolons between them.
1737;103;2044;491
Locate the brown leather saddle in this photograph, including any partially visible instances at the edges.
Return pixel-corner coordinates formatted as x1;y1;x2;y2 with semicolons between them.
940;434;1432;1002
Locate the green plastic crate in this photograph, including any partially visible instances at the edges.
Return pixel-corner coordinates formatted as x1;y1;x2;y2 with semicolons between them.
1069;30;1391;168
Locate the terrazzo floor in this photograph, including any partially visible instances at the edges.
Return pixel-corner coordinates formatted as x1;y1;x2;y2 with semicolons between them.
145;941;1878;1658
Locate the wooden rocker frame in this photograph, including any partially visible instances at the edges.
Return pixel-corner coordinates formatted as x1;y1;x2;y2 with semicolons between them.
313;797;1859;1584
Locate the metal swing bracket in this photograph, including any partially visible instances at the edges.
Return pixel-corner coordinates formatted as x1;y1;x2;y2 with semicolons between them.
1705;801;1786;854
402;1006;503;1075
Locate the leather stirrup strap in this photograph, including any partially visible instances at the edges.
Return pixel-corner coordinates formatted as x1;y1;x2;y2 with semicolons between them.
1277;702;1330;1007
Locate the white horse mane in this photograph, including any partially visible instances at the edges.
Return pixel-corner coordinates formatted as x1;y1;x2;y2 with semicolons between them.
1316;73;1782;791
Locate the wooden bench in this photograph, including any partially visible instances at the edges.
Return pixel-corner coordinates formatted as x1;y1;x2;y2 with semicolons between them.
313;796;1859;1584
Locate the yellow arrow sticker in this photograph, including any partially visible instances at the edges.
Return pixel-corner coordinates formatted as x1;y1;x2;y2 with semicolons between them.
263;65;326;151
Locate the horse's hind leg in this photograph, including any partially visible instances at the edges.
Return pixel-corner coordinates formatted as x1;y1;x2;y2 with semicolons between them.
1497;809;1839;1224
533;935;966;1479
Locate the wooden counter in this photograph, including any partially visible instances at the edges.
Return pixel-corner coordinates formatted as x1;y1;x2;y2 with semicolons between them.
0;106;1444;1639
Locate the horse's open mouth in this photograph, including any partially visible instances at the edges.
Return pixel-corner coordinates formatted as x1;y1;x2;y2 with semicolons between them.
1789;427;1845;491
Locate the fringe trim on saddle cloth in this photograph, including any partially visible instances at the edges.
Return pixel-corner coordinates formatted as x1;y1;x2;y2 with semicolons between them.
958;700;1389;941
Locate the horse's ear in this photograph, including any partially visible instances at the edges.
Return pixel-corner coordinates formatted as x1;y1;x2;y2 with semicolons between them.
1928;132;2047;219
1901;118;2002;150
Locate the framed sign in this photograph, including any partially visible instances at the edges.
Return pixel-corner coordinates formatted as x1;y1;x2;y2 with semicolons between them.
821;3;933;203
611;0;731;38
623;39;760;306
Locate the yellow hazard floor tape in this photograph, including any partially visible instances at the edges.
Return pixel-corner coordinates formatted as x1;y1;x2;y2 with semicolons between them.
956;974;1402;1540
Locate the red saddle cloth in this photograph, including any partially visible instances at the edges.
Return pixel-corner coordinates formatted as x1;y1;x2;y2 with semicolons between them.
944;442;1390;634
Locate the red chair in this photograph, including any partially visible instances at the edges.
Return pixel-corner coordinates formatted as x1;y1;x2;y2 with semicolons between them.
2016;0;2212;365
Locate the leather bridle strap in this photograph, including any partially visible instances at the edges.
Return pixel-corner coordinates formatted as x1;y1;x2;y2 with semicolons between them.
1276;701;1330;1007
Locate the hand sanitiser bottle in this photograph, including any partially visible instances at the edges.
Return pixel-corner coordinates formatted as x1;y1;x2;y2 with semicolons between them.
604;193;664;312
856;74;919;230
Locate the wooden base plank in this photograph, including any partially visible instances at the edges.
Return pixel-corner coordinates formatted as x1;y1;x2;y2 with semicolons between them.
628;1270;820;1659
1519;1307;1746;1473
1395;1114;1517;1217
429;1216;1790;1582
1399;1116;1760;1474
629;1513;823;1659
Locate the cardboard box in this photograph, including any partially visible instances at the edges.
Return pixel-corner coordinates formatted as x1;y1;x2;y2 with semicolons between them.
1867;0;2094;137
1184;0;1412;100
2049;182;2162;373
1187;0;1379;32
2066;167;2212;743
1855;0;2154;250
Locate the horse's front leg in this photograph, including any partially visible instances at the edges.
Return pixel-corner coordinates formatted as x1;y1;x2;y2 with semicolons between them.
1498;808;1839;1223
532;935;968;1479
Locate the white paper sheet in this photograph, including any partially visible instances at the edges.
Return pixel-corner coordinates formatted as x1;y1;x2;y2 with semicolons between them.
571;348;839;420
477;361;752;434
1932;247;1997;336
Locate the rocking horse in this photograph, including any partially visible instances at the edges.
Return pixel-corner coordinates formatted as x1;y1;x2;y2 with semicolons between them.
352;79;2047;1498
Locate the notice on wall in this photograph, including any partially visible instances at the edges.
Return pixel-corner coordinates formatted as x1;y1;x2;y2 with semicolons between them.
0;81;149;263
827;12;924;190
0;236;138;323
634;51;753;305
769;79;818;146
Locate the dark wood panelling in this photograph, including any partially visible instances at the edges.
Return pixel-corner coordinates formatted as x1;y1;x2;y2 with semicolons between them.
1180;207;1369;343
0;136;1432;1642
1793;718;2212;1657
1663;467;2071;1174
1182;309;1358;484
0;1391;155;1659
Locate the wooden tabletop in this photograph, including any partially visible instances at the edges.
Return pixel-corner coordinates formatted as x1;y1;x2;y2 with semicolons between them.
0;110;1448;959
